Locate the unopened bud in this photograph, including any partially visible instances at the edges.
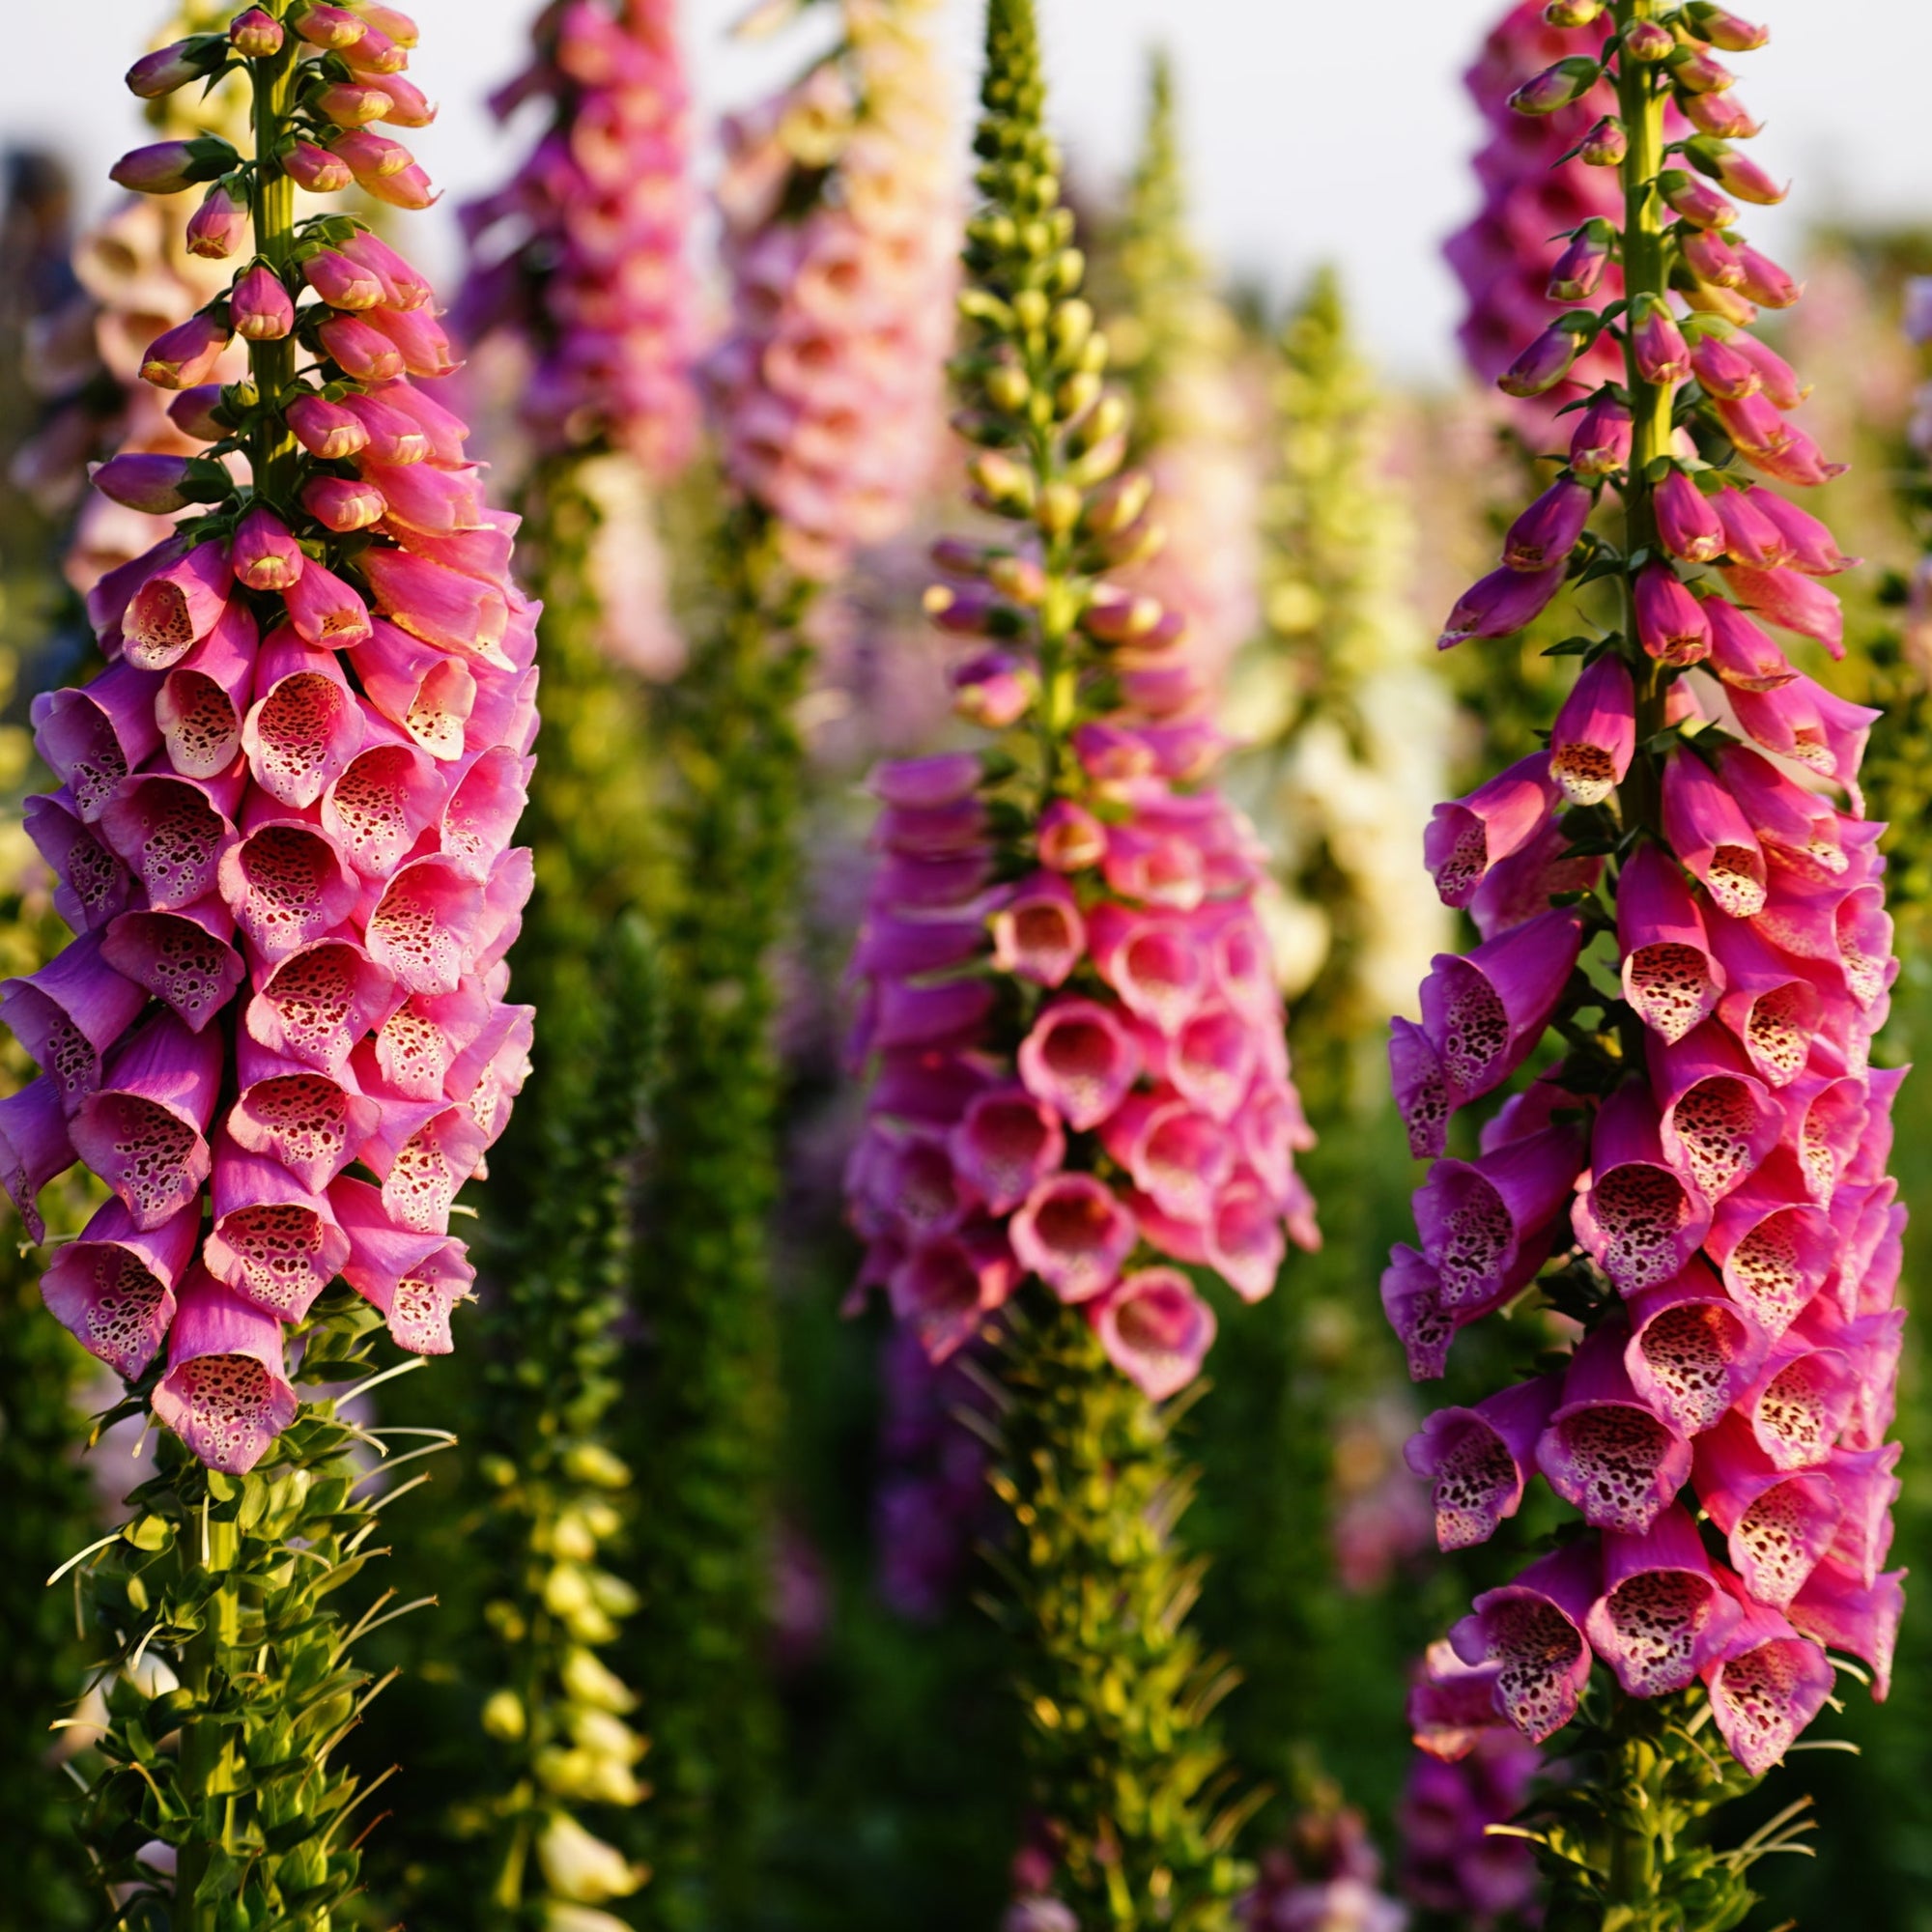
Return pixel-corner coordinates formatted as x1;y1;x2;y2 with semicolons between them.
231;264;295;341
1082;584;1166;645
1548;220;1614;302
481;1690;526;1741
284;141;355;193
1544;0;1604;22
1682;89;1760;140
1691;139;1786;207
1035;480;1083;535
1569;395;1633;479
1578;115;1628;166
1734;243;1800;309
1068;393;1126;455
1037;799;1108;871
1680;226;1745;290
109;136;237;195
127;36;226;99
91;453;194;515
987;554;1048;605
1508;55;1601;114
167;385;231;440
1497;317;1590;398
1065;433;1124;490
1011;289;1050;332
985;364;1031;412
1051;248;1085;295
1050;298;1094;357
185;184;247;261
230;9;285;56
1056;371;1101;419
1686;4;1769;51
969;450;1035;512
951;651;1035;728
1080;469;1153;538
292;2;368;49
1622;20;1676;61
930;536;996;580
1659;169;1737;230
1670;48;1736;93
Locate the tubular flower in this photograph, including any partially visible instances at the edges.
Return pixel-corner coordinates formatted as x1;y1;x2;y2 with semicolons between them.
1226;269;1455;1087
14;0;534;1476
844;2;1304;1917
1101;54;1261;715
1394;0;1899;1843
707;0;955;580
13;3;251;589
458;0;698;477
1444;2;1628;429
1399;1643;1540;1924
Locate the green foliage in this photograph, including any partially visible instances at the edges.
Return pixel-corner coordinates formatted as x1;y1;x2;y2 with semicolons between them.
70;1291;410;1931
1521;1688;1807;1932
627;503;807;1930
991;1306;1256;1930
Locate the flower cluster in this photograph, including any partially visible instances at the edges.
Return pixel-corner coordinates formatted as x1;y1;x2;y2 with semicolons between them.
1444;1;1629;424
848;733;1318;1395
843;6;1316;1403
1389;2;1904;1780
7;0;534;1475
1236;1805;1408;1932
709;0;954;580
1400;1643;1540;1924
459;0;697;476
14;3;251;590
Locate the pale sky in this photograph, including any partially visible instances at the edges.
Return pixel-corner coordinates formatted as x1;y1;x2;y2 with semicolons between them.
4;1;1926;380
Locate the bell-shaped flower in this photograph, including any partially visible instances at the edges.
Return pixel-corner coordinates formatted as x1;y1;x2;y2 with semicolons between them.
245;939;398;1077
1584;1506;1743;1697
0;1078;77;1240
1647;1020;1781;1202
1573;1082;1712;1293
1537;1323;1692;1535
1548;655;1635;805
203;1130;352;1322
1405;1375;1562;1551
1728;674;1878;806
1721;563;1844;659
242;630;367;808
70;1013;223;1230
1414;1121;1587;1317
1423;754;1559;910
888;1220;1014;1363
1787;1559;1905;1701
32;662;165;821
989;872;1085;987
1625;1259;1768;1437
151;1267;298;1475
1693;1412;1842;1608
1617;843;1724;1042
41;1196;200;1378
0;931;148;1114
1661;753;1766;918
1091;1267;1214;1400
1016;998;1141;1131
1449;1541;1601;1744
1701;1584;1835;1774
332;1174;477;1353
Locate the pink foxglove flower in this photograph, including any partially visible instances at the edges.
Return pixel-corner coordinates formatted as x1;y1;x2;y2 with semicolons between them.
13;8;534;1475
459;0;697;476
1393;4;1903;1787
707;0;955;581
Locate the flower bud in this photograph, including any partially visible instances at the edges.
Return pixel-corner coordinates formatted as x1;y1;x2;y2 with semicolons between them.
970;451;1034;513
1632;298;1690;386
1686;3;1769;50
1688;331;1759;400
302;475;387;532
480;1690;526;1741
167;386;229;440
287;394;370;460
368;76;437;128
185;185;247;261
1544;0;1605;21
231;265;295;342
351;163;437;212
1080;470;1153;539
1579;116;1628;166
332;128;415;180
139;311;231;390
360;5;420;47
1440;564;1566;649
1734;244;1800;309
90;453;194;514
230;507;305;591
109;137;238;196
1655;470;1727;564
303;249;385;310
127;36;225;99
316;83;392;128
1634;562;1712;667
951;651;1034;729
1503;479;1594;572
987;554;1048;605
1508;56;1602;115
1670;49;1736;92
1548;221;1614;302
292;2;368;49
1683;90;1760;140
1498;318;1590;398
1697;143;1787;207
1037;800;1107;872
1680;227;1745;290
1570;396;1633;479
1659;170;1737;230
1623;20;1675;60
284;142;355;193
230;9;285;56
342;26;408;75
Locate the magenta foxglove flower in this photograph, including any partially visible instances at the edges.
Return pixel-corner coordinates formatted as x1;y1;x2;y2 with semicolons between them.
459;0;697;475
706;0;955;581
1392;3;1904;1782
12;8;535;1475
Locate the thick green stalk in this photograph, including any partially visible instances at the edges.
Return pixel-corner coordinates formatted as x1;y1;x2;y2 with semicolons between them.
1616;0;1673;812
630;502;802;1930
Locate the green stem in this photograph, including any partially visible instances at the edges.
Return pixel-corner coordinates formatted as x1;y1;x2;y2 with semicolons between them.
174;1512;240;1930
248;18;299;509
1615;0;1673;829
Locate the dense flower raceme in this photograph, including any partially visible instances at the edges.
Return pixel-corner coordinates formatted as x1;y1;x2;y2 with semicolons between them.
846;729;1319;1394
1444;1;1629;424
1389;5;1905;1781
1400;1643;1540;1924
7;0;534;1474
708;0;955;580
14;3;252;588
459;0;697;476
